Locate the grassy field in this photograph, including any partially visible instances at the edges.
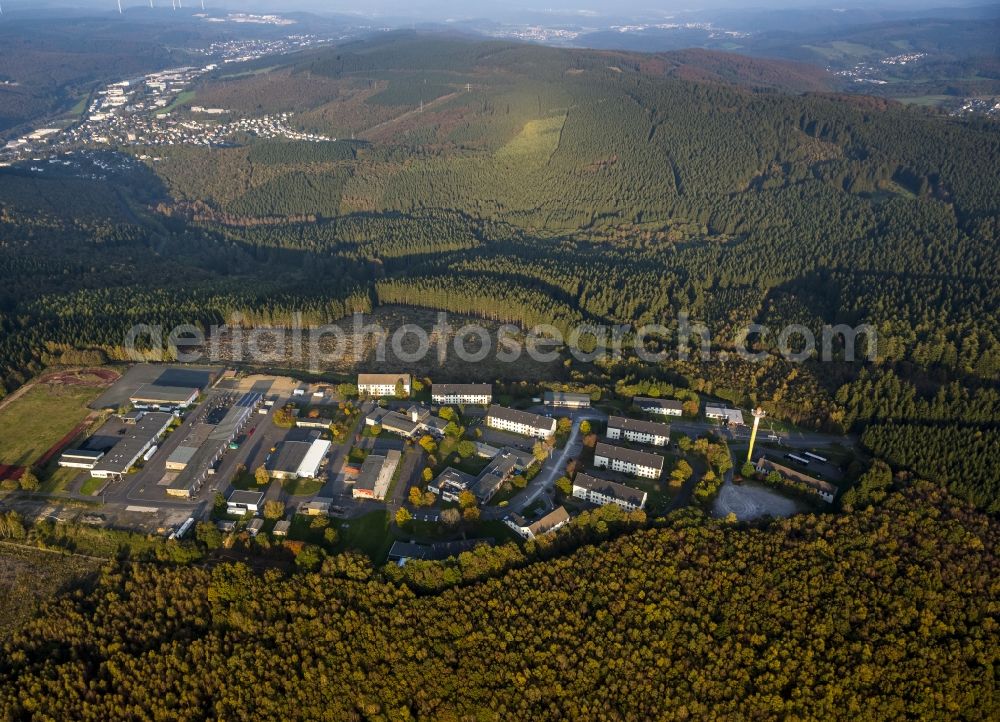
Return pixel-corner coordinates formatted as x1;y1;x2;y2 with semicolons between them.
334;510;392;561
283;477;324;496
0;381;102;468
157;90;196;116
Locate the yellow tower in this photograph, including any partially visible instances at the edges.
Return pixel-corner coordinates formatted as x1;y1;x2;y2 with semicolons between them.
747;407;766;463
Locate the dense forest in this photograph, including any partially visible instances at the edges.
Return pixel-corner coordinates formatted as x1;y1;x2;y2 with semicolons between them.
0;34;998;508
0;480;995;719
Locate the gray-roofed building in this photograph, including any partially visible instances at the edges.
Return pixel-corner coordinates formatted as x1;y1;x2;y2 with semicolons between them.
129;383;199;408
273;520;291;537
755;456;837;503
572;472;647;511
633;397;684;417
365;404;446;439
505;506;571;539
593;442;664;479
165;445;198;471
606;416;672;446
543;391;591;409
58;449;105;470
705;405;745;426
90;412;173;480
353;449;401;500
266;441;311;480
432;383;492;405
388;538;489;564
486;405;556;439
166;392;261;498
429;447;536;504
227;489;264;515
247;518;264;536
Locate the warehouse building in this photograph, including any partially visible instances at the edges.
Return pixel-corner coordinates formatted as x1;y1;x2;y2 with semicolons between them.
165;446;198;471
593;442;664;479
58;449;105;470
606;416;672;446
352;450;401;500
431;383;492;405
266;438;331;480
166;392;262;498
90;412;173;480
129;384;199;409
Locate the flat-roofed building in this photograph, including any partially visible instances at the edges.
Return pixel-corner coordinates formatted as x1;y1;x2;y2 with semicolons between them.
633;397;683;417
165;392;261;499
432;383;492;405
358;373;411;397
297;417;333;430
505;506;570;539
593;442;664;479
486;405;556;439
352;450;401;500
705;405;745;426
129;384;199;408
266;438;330;480
58;449;105;470
227;489;264;515
165;445;198;471
572;472;647;511
90;412;173;480
606;416;671;447
543;391;591;409
755;457;837;503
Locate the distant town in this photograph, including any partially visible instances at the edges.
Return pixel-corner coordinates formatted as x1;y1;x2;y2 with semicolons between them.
0;33;338;167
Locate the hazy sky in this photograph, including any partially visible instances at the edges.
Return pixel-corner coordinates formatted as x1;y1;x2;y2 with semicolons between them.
11;0;991;19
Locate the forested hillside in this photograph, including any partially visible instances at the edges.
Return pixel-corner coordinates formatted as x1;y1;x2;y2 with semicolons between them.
0;481;995;719
0;34;998;507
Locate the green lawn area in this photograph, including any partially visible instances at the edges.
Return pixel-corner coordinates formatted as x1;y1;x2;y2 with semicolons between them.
79;476;106;496
39;467;80;495
0;382;102;467
283;477;324;496
157;90;196;115
334;511;392;562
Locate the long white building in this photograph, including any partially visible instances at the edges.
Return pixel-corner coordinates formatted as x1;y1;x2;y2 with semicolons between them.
593;442;664;479
358;373;411;397
486;405;556;439
606;416;671;447
572;472;647;511
633;396;683;417
431;383;492;405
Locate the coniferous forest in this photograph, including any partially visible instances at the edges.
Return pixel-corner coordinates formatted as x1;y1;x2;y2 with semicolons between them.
0;481;996;719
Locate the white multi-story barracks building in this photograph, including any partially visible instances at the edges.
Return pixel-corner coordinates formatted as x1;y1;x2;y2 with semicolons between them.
431;383;492;405
486;405;556;439
357;373;411;397
593;442;664;479
606;416;671;447
572;472;647;511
